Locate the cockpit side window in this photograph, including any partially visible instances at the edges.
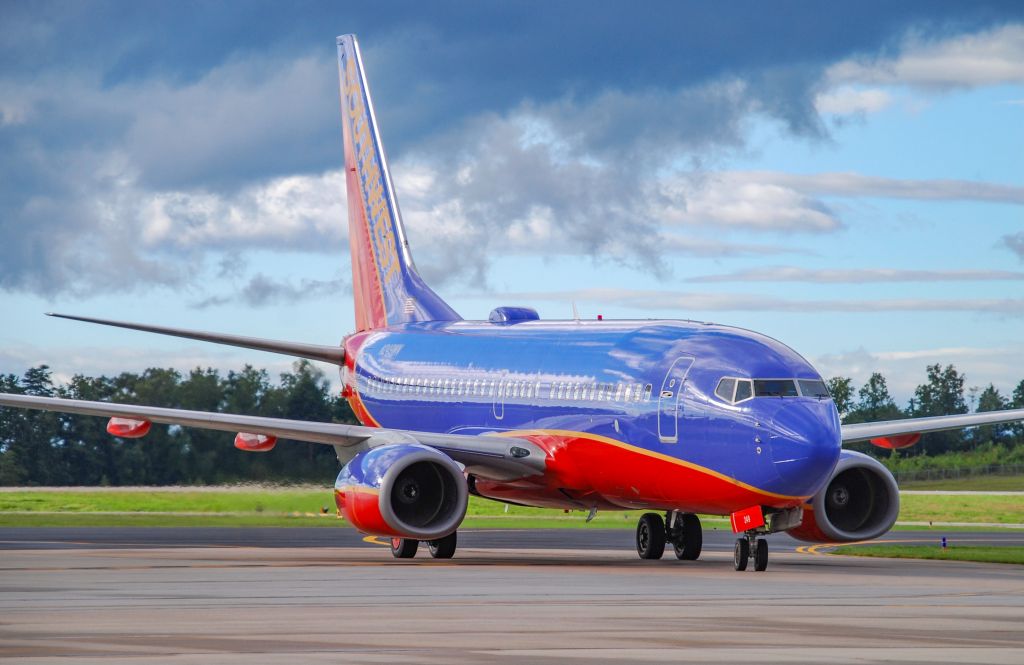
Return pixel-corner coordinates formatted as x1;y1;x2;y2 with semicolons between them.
798;379;831;399
734;380;753;402
715;378;736;402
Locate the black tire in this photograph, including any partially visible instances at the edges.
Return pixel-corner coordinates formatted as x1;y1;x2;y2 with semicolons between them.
391;537;418;559
428;531;457;559
733;538;749;571
672;514;703;561
754;538;768;572
636;513;666;560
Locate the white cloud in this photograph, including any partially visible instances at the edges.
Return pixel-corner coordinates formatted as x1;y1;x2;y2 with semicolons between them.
480;288;1024;316
726;171;1024;204
658;173;842;232
689;267;1024;284
826;24;1024;90
815;87;892;115
137;170;347;251
813;345;1024;405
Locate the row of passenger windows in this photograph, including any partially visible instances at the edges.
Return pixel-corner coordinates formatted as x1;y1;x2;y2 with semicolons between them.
358;374;653;404
714;377;831;404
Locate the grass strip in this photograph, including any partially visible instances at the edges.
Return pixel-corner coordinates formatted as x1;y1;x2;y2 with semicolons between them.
899;475;1024;491
1;488;1022;528
832;544;1024;565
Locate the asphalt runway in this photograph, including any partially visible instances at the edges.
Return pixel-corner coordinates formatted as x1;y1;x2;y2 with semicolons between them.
1;528;1022;664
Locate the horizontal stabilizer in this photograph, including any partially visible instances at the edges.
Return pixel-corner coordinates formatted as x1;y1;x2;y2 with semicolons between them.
47;313;345;366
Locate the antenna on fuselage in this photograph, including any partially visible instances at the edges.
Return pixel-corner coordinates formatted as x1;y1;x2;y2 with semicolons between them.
571;301;580;322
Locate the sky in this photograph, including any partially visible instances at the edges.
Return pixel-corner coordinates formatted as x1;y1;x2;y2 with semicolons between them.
1;0;1022;406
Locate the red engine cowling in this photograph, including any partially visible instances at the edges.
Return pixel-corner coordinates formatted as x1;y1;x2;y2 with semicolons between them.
334;443;468;540
870;433;921;449
234;432;277;452
787;449;900;543
106;417;151;438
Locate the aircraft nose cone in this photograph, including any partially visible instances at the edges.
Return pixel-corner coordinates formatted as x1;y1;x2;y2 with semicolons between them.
770;401;841;497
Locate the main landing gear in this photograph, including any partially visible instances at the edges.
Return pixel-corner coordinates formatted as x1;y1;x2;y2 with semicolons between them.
635;512;703;561
734;533;769;572
390;531;458;559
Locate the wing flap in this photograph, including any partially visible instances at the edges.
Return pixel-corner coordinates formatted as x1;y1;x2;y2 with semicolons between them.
841;408;1024;444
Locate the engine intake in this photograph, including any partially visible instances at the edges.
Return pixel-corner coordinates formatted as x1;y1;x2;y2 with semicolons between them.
788;450;900;543
335;443;468;540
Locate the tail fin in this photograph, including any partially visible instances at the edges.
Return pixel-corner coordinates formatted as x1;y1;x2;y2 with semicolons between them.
336;34;461;331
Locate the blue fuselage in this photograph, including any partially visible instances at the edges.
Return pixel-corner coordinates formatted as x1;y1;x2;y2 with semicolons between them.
346;318;842;507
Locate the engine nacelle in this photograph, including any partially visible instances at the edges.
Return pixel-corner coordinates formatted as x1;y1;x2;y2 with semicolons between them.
870;433;921;449
106;417;151;439
787;450;900;543
334;443;468;540
234;432;277;452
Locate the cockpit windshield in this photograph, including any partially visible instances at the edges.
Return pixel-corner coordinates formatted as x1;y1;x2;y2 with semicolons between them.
714;377;831;404
754;379;798;397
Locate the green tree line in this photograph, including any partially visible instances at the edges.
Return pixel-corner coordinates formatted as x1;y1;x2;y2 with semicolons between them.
827;364;1024;456
1;361;1022;486
0;362;357;486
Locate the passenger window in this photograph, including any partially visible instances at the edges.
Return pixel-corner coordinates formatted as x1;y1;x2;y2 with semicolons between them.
715;378;737;403
735;380;753;402
643;384;652;401
623;385;632;401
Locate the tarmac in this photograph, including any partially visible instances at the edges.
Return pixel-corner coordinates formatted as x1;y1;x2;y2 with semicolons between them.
1;527;1022;664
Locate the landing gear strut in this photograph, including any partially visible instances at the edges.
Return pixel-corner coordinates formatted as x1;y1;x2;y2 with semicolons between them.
635;513;666;559
734;532;769;571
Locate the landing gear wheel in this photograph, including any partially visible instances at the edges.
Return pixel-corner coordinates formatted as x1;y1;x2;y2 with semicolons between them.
391;537;418;559
754;538;768;572
733;538;749;571
671;514;703;561
636;513;666;560
428;531;457;559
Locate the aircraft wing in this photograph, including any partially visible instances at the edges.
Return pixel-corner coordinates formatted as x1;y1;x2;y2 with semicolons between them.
0;393;545;481
841;408;1024;444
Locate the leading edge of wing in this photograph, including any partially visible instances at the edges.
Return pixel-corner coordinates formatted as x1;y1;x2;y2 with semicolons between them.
841;407;1024;444
0;393;546;479
46;313;345;366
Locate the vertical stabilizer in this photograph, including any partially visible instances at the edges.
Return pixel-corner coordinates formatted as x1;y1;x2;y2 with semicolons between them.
336;34;461;331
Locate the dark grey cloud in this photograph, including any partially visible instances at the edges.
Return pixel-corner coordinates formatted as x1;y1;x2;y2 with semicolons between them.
191;274;348;309
1005;232;1024;260
1;2;1021;296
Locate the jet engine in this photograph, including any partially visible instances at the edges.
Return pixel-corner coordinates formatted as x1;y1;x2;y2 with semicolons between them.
334;443;468;540
787;450;900;543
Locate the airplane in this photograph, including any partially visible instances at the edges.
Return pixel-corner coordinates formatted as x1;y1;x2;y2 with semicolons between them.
3;34;1023;571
